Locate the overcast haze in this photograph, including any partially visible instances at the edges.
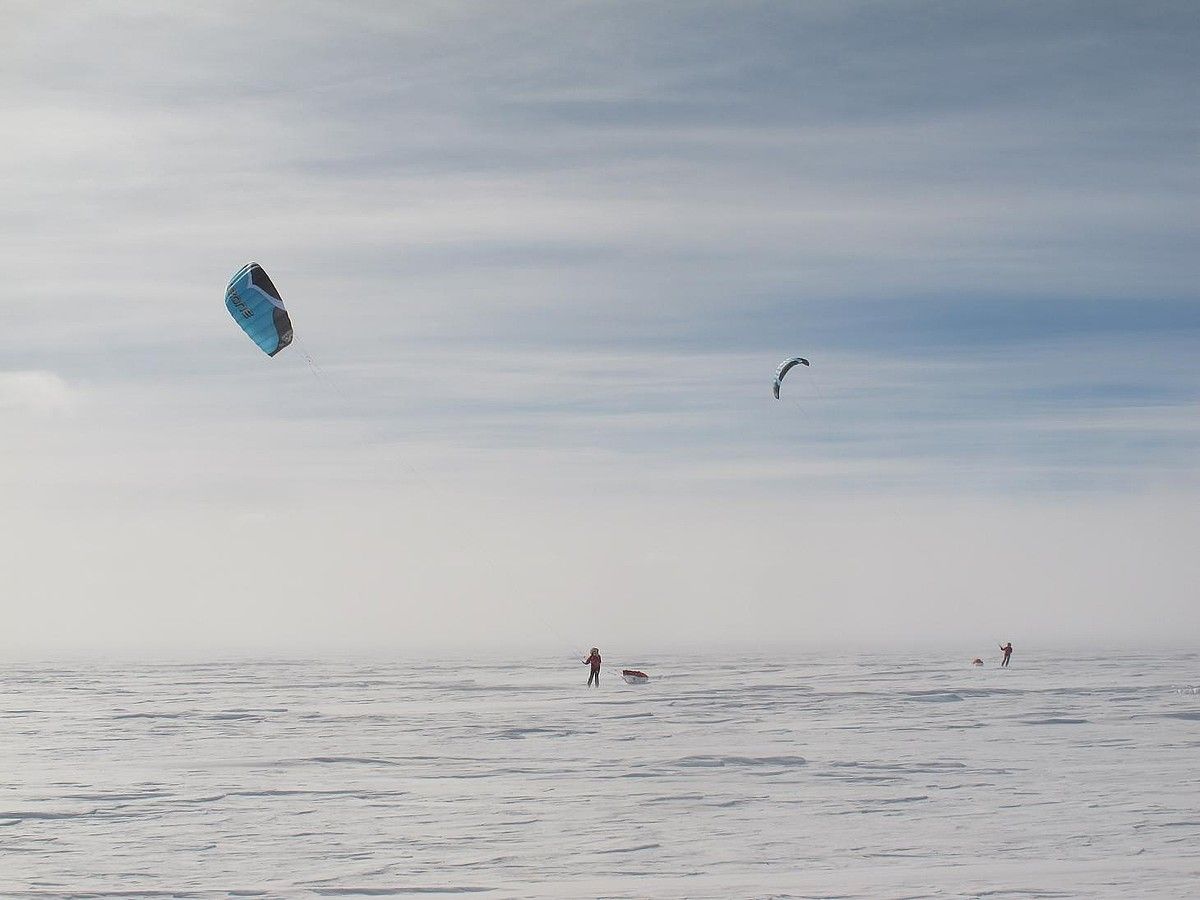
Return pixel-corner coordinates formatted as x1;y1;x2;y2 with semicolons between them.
2;1;1197;654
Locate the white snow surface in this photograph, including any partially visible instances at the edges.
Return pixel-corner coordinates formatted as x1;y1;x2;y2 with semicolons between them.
1;650;1198;898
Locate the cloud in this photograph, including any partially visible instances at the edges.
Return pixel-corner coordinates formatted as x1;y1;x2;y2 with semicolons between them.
0;370;78;413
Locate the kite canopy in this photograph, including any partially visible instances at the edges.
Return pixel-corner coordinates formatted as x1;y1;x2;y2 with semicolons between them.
772;357;809;398
225;263;293;356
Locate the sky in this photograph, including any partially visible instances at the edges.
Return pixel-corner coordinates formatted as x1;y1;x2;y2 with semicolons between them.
1;1;1197;655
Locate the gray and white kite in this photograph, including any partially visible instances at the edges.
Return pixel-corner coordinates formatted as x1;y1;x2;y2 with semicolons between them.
773;357;809;399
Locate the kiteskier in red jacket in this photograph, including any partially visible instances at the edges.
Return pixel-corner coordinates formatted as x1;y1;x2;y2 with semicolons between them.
583;648;601;687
